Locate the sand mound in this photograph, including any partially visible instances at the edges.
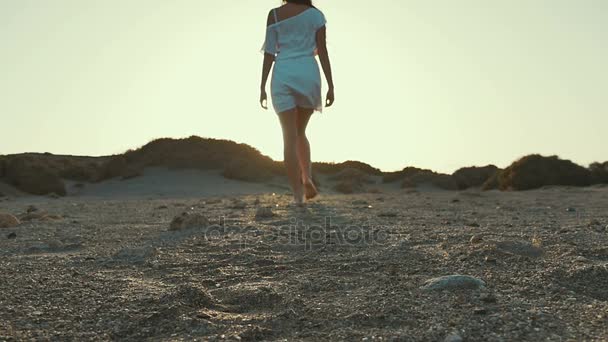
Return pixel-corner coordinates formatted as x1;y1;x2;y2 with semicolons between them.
3;156;67;196
381;167;458;190
452;165;499;190
222;159;274;182
3;138;606;197
330;167;375;194
382;166;428;183
557;265;608;301
314;160;382;176
590;161;608;184
498;154;593;190
481;170;502;190
402;170;458;190
96;136;281;183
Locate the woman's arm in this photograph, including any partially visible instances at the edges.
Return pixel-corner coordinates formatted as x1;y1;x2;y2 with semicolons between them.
316;26;334;107
260;11;276;109
260;53;275;109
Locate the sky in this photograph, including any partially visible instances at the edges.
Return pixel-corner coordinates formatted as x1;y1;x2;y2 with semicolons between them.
1;0;607;173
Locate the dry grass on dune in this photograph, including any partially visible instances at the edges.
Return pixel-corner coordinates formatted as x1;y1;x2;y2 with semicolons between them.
0;154;104;196
381;167;459;190
482;170;503;191
329;167;376;194
98;136;283;183
313;160;383;176
590;161;608;184
401;170;458;190
497;155;595;191
1;137;607;197
452;165;500;190
382;166;434;184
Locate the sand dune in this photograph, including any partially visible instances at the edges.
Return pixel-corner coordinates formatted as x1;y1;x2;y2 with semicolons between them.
1;137;606;197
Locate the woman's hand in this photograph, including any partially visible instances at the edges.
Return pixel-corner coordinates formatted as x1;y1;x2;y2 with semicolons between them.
260;89;268;110
325;88;335;107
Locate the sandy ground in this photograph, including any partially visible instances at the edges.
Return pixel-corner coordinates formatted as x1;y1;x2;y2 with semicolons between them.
0;173;607;341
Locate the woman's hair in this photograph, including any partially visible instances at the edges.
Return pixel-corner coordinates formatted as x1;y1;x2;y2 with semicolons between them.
284;0;315;8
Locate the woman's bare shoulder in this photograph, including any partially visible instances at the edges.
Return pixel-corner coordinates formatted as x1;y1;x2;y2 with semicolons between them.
266;9;275;27
266;6;286;27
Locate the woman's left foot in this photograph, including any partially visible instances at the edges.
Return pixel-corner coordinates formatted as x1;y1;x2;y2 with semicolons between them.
303;178;318;200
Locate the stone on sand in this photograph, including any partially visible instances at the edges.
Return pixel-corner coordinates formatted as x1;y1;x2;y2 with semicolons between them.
470;235;484;244
230;199;247;209
444;332;463;342
421;275;486;291
0;213;20;228
19;211;49;222
255;207;274;219
169;212;209;231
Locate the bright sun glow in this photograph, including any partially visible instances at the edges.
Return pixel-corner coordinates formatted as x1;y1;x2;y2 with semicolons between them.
1;0;606;173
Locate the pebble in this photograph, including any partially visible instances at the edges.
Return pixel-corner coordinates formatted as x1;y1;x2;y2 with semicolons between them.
0;213;20;229
574;256;589;263
231;199;247;209
7;232;17;239
470;235;483;244
480;293;497;303
473;307;487;315
421;274;486;291
169;212;209;231
378;211;398;218
444;332;463;342
255;207;275;219
19;211;50;222
588;219;601;226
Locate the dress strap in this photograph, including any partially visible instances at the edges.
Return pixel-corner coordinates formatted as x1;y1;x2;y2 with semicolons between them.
273;9;279;24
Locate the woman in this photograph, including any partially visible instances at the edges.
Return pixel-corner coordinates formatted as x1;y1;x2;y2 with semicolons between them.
259;0;335;206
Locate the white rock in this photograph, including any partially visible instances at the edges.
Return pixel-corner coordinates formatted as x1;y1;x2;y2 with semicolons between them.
421;275;485;291
444;332;463;342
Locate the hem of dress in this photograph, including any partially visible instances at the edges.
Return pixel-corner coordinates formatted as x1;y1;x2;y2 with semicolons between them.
274;105;323;115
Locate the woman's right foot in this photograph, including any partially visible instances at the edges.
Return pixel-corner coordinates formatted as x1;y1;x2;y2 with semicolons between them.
294;186;306;205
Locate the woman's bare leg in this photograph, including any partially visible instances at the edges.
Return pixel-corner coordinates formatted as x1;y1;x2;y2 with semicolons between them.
278;108;304;205
296;107;318;200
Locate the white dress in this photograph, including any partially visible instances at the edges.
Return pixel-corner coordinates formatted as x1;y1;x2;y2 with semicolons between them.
262;7;327;114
